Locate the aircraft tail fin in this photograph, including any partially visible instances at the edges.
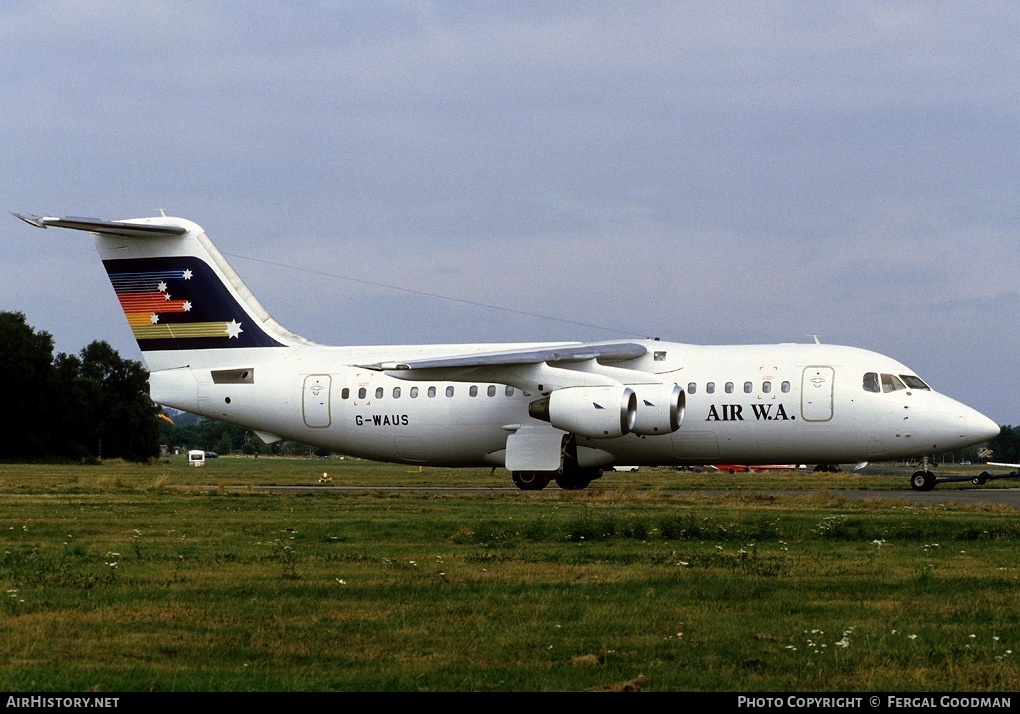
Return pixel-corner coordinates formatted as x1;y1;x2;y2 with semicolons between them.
14;213;309;371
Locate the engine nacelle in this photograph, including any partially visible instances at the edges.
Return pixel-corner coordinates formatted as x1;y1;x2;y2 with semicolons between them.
631;383;685;435
529;386;637;439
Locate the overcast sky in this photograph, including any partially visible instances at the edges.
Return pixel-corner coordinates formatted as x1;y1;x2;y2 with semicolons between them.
3;1;1019;424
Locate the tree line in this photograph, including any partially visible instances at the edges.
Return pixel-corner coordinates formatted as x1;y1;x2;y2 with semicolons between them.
157;411;319;458
0;311;158;462
0;311;318;462
985;425;1020;464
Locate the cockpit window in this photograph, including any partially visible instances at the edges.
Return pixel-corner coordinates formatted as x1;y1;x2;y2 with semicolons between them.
881;373;906;392
865;372;928;393
863;372;880;393
900;375;930;390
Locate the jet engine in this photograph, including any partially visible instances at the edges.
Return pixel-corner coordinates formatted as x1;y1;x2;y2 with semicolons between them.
630;383;685;435
529;385;637;439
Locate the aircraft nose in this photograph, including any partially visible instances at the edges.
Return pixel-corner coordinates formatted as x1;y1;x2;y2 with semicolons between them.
968;410;1001;444
925;398;1000;452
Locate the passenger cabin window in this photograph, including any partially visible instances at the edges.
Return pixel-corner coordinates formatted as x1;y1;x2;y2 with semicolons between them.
410;387;419;398
743;381;752;394
393;387;401;399
375;387;384;399
446;386;455;397
469;386;478;397
505;386;514;397
762;381;772;394
487;385;496;397
725;382;734;394
687;382;697;394
781;381;791;393
358;387;366;400
706;382;715;394
428;386;437;398
341;388;350;399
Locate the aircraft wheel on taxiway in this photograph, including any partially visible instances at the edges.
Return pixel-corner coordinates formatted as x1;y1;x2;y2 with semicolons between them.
910;470;936;492
555;467;600;490
555;475;591;490
512;471;550;491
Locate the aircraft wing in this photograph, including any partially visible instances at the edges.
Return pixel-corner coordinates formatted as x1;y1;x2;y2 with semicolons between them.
356;341;665;393
357;341;647;371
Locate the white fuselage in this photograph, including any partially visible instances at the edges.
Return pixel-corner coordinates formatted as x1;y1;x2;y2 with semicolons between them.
150;340;996;468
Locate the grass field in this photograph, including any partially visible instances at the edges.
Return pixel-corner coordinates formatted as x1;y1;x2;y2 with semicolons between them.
1;458;1018;692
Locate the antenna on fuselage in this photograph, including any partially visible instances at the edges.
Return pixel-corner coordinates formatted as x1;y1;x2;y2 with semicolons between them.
811;335;822;344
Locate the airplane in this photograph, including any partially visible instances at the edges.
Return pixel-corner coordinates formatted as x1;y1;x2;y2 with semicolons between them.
15;213;1001;492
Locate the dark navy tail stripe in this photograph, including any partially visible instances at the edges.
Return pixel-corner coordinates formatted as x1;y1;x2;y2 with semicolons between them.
103;257;284;351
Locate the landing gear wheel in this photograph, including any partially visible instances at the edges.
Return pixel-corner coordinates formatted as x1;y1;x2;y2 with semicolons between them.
555;467;601;490
910;470;936;492
512;471;550;491
555;475;591;490
972;474;988;486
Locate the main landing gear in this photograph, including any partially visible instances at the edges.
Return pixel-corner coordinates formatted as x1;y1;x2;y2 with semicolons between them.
511;470;550;490
511;466;603;491
555;467;601;490
511;435;603;491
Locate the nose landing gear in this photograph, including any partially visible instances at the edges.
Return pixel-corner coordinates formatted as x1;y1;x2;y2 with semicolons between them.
910;470;936;492
910;458;1020;491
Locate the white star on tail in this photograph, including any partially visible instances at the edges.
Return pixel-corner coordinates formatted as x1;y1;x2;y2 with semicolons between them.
225;320;243;339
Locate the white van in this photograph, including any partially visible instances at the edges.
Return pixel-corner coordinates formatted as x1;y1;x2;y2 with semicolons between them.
187;450;206;467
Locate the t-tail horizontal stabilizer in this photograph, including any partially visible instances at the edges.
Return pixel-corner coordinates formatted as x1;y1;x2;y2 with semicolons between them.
14;213;188;237
15;212;309;370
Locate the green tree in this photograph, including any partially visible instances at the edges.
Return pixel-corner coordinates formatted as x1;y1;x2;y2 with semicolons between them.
0;312;56;458
48;351;93;460
159;414;252;455
986;425;1020;464
0;311;159;462
76;341;160;461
